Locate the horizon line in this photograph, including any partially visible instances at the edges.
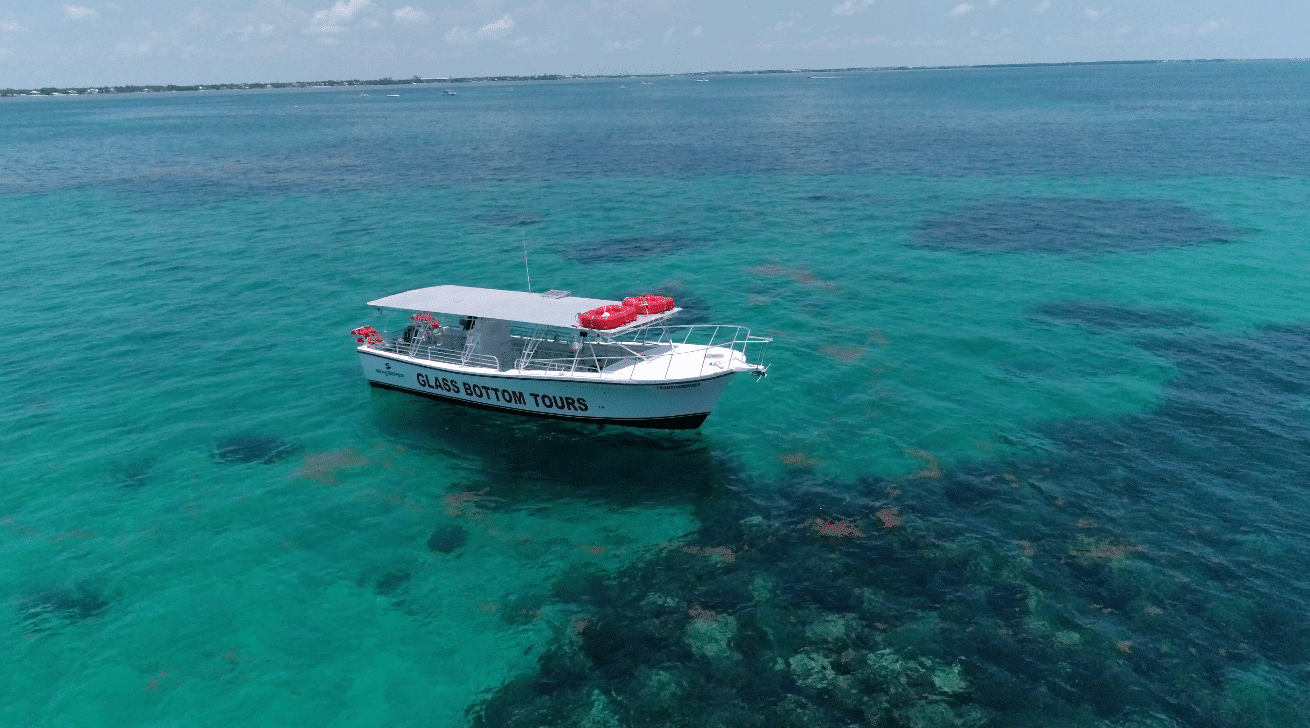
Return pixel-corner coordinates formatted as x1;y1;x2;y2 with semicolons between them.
5;57;1304;96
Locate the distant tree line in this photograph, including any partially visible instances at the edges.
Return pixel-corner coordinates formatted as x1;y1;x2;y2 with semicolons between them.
0;74;570;97
1;60;1238;98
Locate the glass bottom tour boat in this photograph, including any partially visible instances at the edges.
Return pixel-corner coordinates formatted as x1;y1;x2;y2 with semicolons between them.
352;286;771;429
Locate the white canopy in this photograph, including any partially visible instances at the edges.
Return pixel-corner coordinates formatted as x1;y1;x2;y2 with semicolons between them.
367;285;620;329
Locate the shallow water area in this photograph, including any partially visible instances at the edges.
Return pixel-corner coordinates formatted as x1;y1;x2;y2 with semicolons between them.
3;63;1310;727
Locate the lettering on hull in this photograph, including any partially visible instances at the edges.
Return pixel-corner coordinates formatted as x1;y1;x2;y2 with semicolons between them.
367;380;708;430
408;370;589;412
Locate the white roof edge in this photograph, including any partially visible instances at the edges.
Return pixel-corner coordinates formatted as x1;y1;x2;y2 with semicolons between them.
367;285;622;329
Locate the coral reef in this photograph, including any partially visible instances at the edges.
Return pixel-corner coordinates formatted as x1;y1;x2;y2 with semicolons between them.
916;198;1237;254
19;584;110;632
562;235;706;263
470;323;1310;728
427;523;471;554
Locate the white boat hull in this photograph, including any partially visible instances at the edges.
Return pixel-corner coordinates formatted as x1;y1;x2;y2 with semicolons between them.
358;350;743;429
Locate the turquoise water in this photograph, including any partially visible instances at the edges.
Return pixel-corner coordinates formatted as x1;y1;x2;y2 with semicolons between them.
3;62;1310;727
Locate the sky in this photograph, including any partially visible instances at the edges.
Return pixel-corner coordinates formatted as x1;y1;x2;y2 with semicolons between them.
0;0;1307;87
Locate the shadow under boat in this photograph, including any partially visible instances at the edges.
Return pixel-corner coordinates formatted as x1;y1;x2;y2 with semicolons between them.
367;387;741;509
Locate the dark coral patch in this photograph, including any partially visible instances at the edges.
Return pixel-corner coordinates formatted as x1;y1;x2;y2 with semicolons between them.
1034;300;1211;330
561;235;704;263
211;435;299;464
426;524;470;554
916;198;1237;254
112;456;157;488
372;570;412;596
19;585;109;632
480;210;543;227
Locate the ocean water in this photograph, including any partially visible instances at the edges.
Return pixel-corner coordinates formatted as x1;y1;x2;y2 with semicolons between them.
3;61;1310;727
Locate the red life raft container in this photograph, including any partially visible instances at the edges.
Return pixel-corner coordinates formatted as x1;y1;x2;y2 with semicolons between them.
622;295;676;315
579;304;638;330
350;326;382;344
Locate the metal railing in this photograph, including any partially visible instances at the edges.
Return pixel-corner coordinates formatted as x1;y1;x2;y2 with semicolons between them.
362;323;770;381
517;324;771;380
366;337;500;370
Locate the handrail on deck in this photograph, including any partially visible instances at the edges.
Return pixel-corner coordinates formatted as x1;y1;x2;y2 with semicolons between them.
362;323;769;380
367;338;500;370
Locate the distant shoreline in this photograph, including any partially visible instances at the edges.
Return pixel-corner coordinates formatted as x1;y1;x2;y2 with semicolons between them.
1;58;1287;98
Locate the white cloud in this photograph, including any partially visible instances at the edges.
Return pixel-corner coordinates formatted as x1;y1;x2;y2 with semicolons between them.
114;41;151;56
307;0;379;37
772;13;807;33
604;38;643;50
63;5;98;21
1085;8;1101;19
1;20;30;32
948;3;973;18
312;0;370;26
306;0;376;40
393;6;426;24
831;0;874;17
665;25;704;42
1165;18;1227;35
445;25;472;43
508;33;560;54
987;0;999;5
223;22;276;42
1032;0;1050;14
478;13;513;39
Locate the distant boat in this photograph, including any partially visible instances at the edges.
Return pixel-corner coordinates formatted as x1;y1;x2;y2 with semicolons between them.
696;79;709;82
359;93;369;96
387;93;400;97
444;89;456;96
641;82;653;85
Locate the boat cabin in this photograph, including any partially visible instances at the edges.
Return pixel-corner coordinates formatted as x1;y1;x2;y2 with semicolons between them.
356;285;767;381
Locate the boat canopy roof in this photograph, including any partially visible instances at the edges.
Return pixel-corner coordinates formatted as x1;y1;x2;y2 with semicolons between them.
367;285;620;329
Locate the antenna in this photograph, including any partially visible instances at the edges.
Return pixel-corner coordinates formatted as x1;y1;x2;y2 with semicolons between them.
521;231;532;293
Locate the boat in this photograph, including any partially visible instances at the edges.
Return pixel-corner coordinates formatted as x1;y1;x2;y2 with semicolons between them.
352;286;771;429
443;89;456;96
